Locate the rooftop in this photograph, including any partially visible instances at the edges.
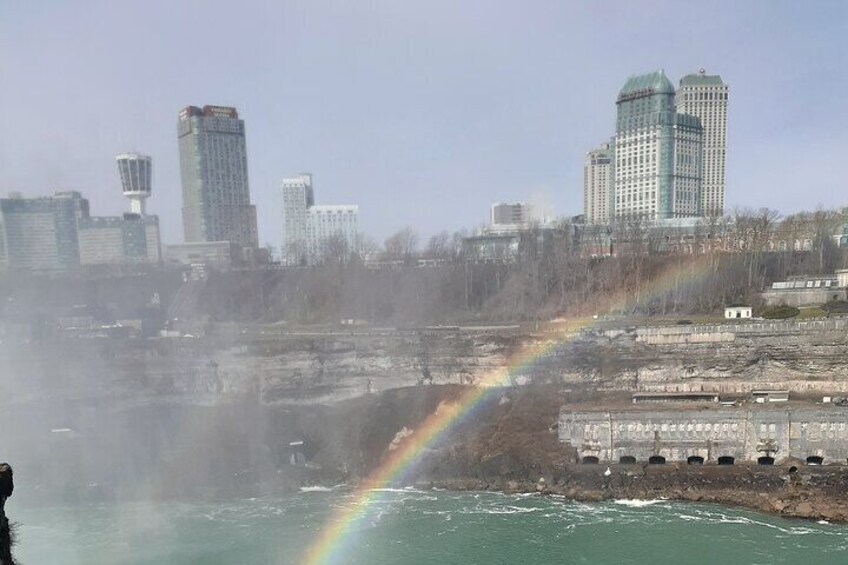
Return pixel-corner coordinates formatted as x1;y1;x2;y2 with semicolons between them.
617;70;675;102
679;70;726;87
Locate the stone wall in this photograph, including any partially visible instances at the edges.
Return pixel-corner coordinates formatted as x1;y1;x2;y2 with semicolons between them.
761;288;848;307
635;318;848;340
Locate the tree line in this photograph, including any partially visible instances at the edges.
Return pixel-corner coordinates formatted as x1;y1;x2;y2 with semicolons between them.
213;207;847;324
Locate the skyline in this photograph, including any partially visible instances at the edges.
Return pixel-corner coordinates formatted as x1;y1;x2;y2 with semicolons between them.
2;1;847;246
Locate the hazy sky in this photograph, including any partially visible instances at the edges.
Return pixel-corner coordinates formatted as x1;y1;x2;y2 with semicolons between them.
1;1;847;246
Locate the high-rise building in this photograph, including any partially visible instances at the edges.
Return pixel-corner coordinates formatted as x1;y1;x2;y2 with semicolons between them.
486;202;532;235
583;143;612;224
281;174;314;265
116;153;152;215
177;105;258;247
613;70;703;221
282;173;359;265
676;70;729;216
0;191;89;271
491;202;530;227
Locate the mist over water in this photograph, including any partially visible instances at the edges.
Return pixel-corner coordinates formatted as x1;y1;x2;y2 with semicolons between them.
9;490;848;564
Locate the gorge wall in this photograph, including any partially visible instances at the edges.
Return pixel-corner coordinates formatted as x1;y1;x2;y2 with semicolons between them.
4;319;848;410
3;319;848;515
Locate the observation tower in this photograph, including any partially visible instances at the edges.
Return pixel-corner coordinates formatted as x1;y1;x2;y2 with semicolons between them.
116;153;152;215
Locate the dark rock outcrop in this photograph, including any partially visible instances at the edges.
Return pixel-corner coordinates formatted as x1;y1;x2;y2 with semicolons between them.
0;462;14;565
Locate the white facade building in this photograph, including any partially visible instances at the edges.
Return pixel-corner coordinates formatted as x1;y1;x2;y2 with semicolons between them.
676;70;729;216
305;205;359;265
583;143;612;224
282;173;360;265
724;305;752;319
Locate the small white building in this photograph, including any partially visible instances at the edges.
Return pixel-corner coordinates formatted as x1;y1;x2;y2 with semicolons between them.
751;390;789;403
724;305;752;319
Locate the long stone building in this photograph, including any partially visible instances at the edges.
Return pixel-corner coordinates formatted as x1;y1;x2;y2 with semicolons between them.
559;408;848;465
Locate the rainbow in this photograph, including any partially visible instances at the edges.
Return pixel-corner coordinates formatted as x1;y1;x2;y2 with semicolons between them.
301;254;716;564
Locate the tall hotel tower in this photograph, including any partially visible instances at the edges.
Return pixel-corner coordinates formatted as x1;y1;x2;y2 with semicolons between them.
282;173;314;265
676;69;729;216
177;105;259;247
613;70;703;221
583;143;612;224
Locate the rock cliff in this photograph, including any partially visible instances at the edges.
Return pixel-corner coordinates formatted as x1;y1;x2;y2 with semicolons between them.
6;320;848;409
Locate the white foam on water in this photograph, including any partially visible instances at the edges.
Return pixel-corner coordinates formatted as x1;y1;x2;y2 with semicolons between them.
369;487;423;493
299;486;334;492
613;499;665;508
678;508;837;537
472;505;541;515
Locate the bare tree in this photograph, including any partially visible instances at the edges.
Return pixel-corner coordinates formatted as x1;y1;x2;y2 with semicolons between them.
352;233;379;263
323;232;350;265
424;231;453;262
384;227;419;263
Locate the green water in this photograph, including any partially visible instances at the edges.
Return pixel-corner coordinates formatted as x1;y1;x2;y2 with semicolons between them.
9;489;848;564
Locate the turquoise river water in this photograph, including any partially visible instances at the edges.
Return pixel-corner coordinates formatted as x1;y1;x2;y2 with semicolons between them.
8;488;848;564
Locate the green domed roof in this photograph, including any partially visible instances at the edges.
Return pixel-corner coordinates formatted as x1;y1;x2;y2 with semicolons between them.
617;70;675;101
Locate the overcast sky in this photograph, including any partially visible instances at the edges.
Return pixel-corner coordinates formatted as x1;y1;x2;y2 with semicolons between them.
1;0;847;246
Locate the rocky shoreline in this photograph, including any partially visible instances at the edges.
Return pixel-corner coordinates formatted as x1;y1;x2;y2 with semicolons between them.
423;463;848;523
